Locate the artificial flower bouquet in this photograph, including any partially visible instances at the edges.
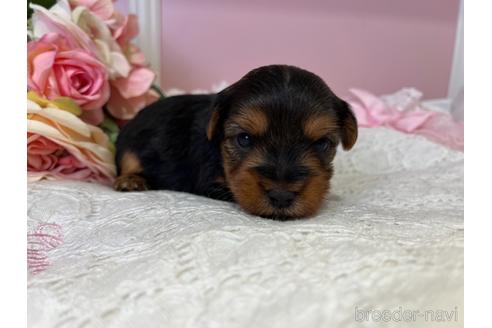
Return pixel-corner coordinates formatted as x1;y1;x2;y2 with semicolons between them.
27;0;163;185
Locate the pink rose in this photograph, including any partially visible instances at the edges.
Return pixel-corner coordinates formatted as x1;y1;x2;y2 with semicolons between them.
27;95;116;185
112;14;145;67
28;33;110;124
28;134;104;182
30;1;99;57
107;81;160;120
69;0;114;21
105;14;159;119
71;5;131;79
27;134;60;172
114;14;139;47
30;0;131;80
105;63;158;120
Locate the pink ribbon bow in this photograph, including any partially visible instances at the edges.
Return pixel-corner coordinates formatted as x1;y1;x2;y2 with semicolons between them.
347;88;464;152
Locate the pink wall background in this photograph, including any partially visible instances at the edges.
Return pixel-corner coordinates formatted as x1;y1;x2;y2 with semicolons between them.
160;0;459;99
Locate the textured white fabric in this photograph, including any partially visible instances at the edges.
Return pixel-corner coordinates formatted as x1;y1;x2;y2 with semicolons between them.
27;127;463;328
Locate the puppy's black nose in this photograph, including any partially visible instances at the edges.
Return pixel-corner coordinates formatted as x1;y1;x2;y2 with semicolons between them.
267;190;296;208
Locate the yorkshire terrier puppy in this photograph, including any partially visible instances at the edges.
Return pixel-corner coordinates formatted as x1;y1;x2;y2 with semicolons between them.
114;65;358;219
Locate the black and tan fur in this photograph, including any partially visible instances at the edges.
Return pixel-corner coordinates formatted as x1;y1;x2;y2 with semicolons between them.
114;65;357;219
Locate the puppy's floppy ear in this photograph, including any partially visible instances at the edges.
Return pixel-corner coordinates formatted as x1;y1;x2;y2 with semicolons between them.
206;110;220;141
334;98;358;150
206;84;235;141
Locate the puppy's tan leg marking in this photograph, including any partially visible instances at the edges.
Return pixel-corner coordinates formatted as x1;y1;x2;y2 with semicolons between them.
119;151;143;176
114;151;148;191
114;174;149;191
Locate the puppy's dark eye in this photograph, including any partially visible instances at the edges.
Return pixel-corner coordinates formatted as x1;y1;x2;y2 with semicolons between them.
236;133;254;148
313;137;332;152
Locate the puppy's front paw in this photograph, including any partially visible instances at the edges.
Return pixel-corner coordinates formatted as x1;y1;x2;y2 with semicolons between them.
114;175;149;192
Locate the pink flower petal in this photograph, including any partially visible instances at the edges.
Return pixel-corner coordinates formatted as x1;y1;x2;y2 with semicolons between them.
126;44;147;66
116;14;139;46
106;86;159;120
109;11;127;39
112;67;155;99
79;107;104;125
70;0;114;21
29;50;57;93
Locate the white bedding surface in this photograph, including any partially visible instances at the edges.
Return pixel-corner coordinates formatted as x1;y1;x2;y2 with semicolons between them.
27;127;464;328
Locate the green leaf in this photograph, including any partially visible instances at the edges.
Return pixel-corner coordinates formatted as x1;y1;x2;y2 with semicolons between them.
99;116;120;147
100;116;119;134
151;85;166;99
49;97;83;116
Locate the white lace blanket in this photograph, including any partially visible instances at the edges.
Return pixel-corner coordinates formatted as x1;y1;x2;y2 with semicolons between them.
27;127;464;328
